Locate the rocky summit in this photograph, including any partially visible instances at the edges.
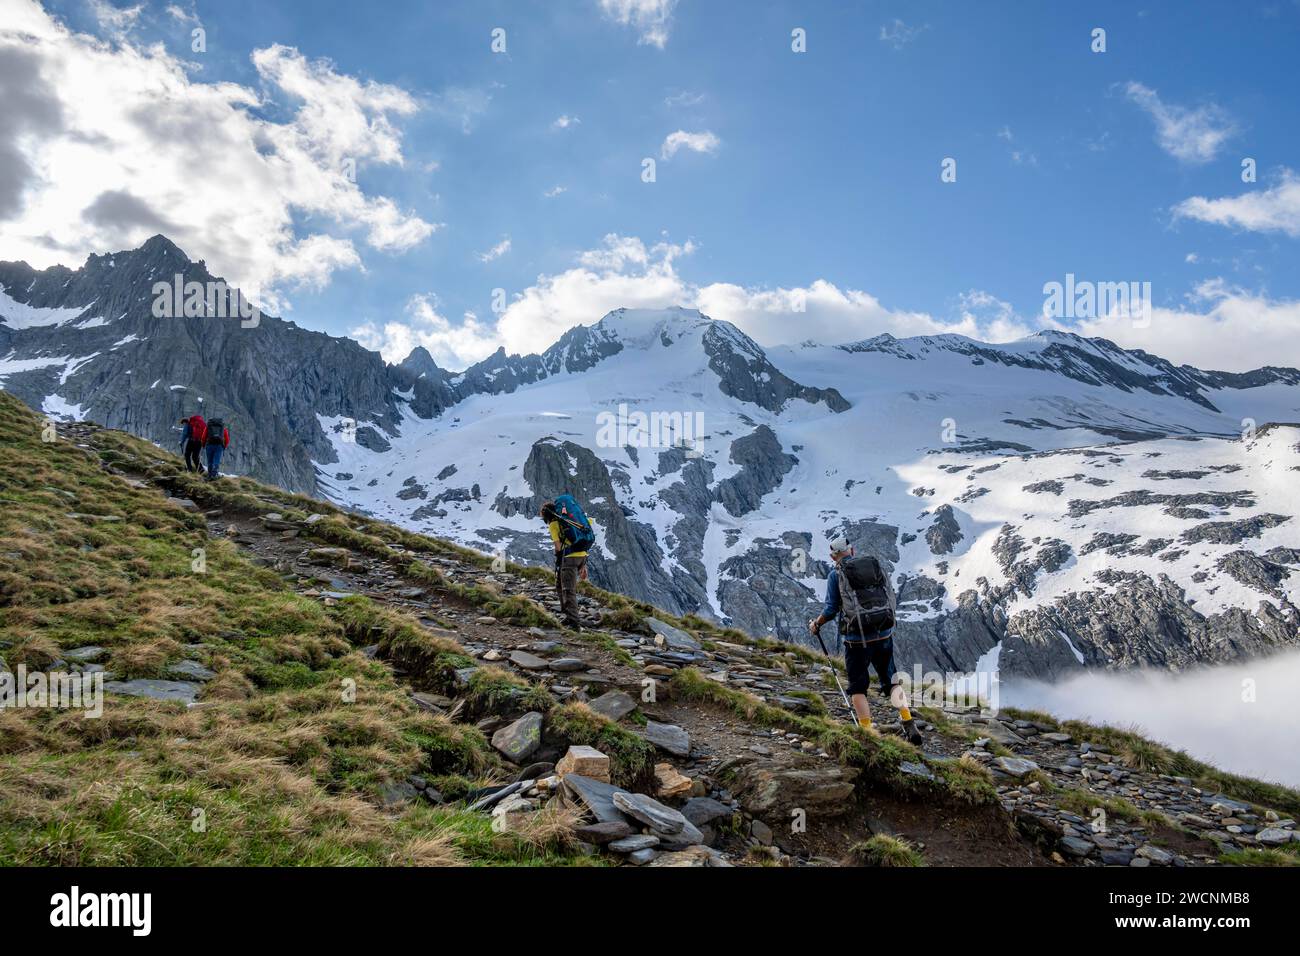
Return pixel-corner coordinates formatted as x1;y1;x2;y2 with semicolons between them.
2;391;1297;868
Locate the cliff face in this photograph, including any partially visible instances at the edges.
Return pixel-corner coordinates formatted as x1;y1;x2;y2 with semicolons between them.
0;235;404;492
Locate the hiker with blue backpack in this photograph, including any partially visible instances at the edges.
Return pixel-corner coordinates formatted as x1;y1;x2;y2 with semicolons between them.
540;495;596;631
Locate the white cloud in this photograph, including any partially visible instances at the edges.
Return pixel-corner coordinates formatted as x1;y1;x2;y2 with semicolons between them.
660;129;720;160
355;232;1299;375
0;0;436;313
1173;168;1300;237
542;185;567;198
88;0;142;35
1123;81;1237;164
467;235;1039;360
164;4;200;25
476;235;511;263
1185;252;1199;263
1063;279;1300;372
664;90;704;109
880;19;928;50
598;0;678;48
351;294;501;370
551;114;580;130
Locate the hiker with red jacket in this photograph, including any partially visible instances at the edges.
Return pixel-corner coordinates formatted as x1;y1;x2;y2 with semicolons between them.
178;414;206;473
203;416;230;481
540;495;596;631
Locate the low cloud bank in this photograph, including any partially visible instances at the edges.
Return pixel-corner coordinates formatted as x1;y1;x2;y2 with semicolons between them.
1001;649;1300;788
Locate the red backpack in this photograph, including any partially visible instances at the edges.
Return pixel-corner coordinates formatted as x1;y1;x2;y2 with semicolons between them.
189;415;207;444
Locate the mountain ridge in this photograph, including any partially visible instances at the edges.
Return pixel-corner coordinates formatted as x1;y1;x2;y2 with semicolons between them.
3;236;1298;685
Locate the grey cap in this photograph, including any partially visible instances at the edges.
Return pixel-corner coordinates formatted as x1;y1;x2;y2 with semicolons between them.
828;535;851;554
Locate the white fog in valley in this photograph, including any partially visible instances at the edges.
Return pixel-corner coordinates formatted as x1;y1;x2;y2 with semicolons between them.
998;648;1300;788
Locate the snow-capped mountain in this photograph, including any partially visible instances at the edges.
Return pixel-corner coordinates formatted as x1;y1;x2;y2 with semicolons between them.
3;237;1298;682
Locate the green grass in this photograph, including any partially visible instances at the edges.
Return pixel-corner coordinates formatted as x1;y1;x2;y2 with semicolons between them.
0;393;592;866
848;834;925;867
545;703;657;790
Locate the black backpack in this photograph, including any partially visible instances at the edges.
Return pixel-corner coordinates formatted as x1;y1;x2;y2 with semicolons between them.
205;418;226;445
836;555;895;638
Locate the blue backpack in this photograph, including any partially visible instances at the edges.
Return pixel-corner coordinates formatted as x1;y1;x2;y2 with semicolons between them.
553;493;596;555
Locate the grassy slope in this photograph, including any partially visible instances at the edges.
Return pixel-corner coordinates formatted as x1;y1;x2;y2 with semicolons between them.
0;392;593;866
3;391;1297;866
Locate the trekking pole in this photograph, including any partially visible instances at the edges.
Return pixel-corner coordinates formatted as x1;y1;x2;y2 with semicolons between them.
810;627;858;725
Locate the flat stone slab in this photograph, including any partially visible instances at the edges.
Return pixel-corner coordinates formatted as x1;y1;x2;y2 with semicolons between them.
992;756;1039;778
509;650;549;670
167;660;216;682
104;679;201;705
548;658;587;672
608;834;660;853
1203;793;1252;813
642;720;691;757
575;820;635;844
562;774;632;825
63;646;107;662
1255;827;1300;846
898;760;936;780
646;617;701;653
613;791;687;835
588;689;637;722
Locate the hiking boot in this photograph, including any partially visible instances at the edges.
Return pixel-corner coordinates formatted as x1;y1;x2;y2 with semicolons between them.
565;618;583;632
902;718;924;746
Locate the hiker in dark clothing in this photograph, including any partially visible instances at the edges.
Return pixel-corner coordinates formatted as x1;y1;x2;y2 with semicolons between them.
541;495;594;631
203;417;229;481
179;415;206;472
809;535;923;745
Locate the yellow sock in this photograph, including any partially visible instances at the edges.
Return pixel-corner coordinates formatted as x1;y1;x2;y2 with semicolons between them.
857;715;872;728
899;707;913;722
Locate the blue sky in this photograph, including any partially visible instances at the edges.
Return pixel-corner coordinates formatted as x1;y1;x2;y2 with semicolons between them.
5;0;1300;371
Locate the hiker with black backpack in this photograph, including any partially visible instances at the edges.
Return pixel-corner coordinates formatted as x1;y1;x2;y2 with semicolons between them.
178;414;206;473
203;416;230;481
540;495;596;631
808;535;923;745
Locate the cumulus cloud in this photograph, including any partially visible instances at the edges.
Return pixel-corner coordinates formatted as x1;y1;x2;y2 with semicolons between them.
0;0;436;313
598;0;678;48
1064;279;1300;373
1173;168;1300;237
551;114;580;130
542;185;567;198
355;232;1299;374
1123;81;1237;164
454;234;1042;362
660;129;719;159
351;294;501;370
